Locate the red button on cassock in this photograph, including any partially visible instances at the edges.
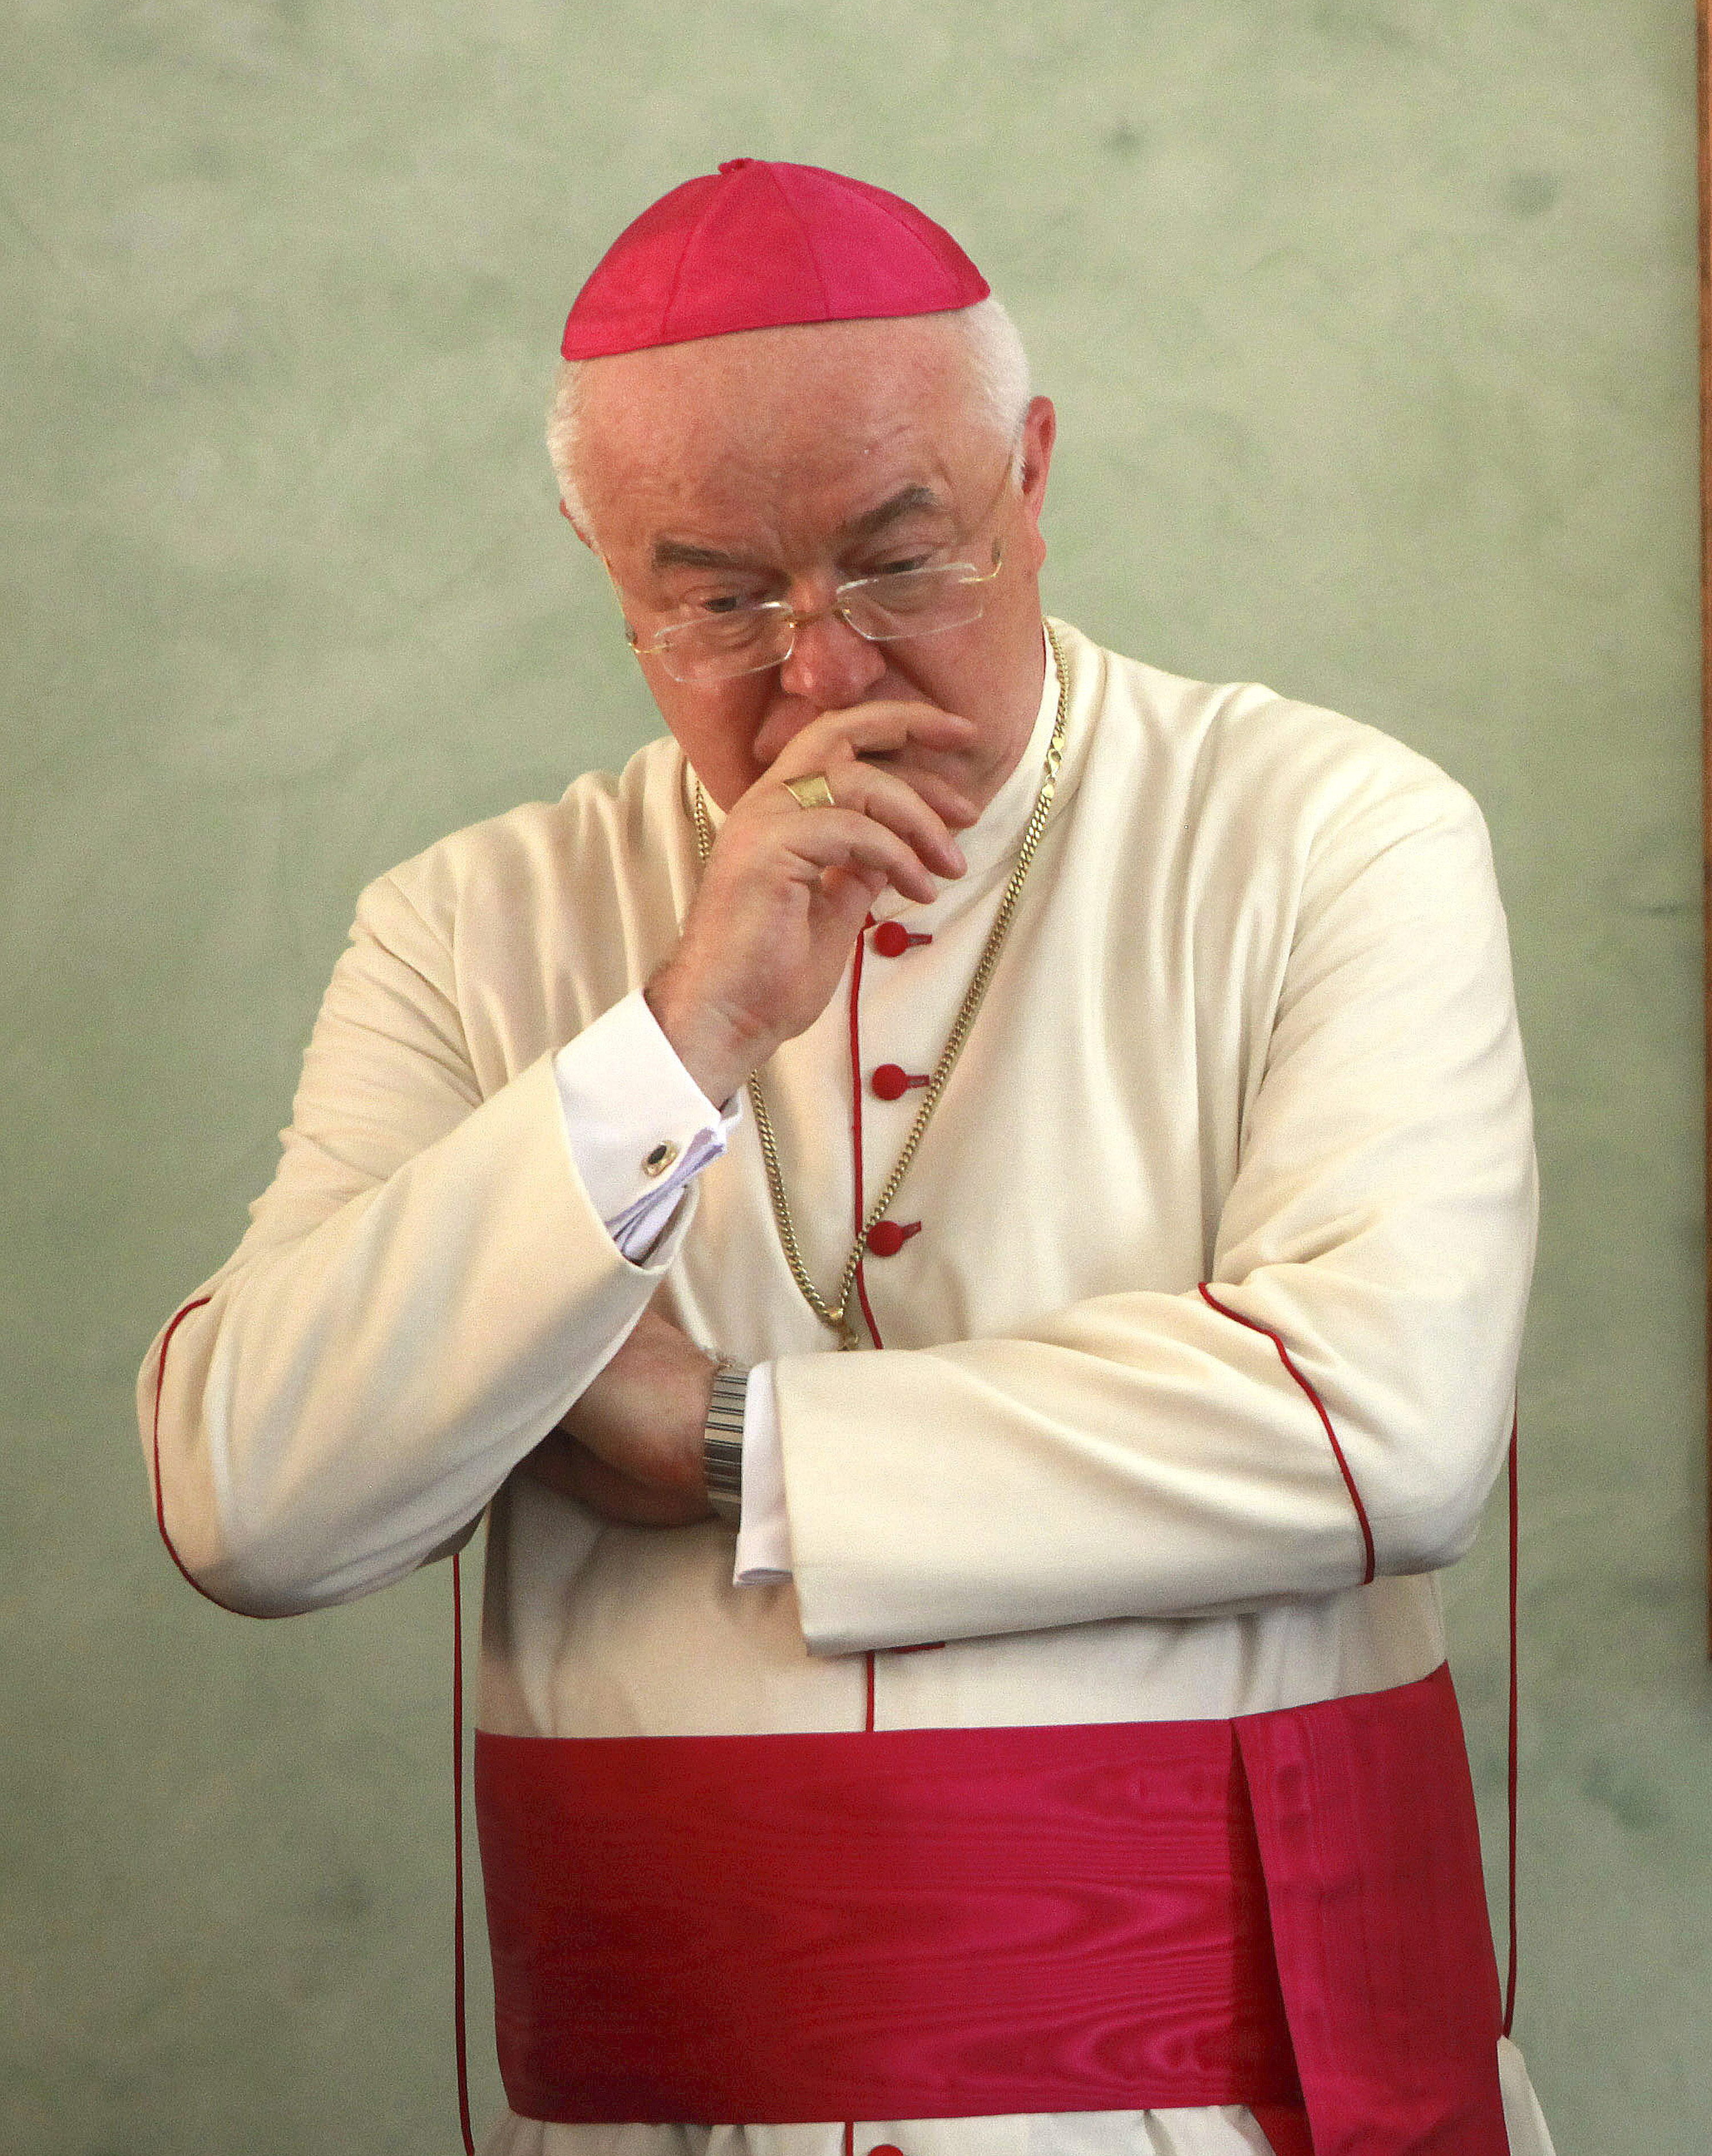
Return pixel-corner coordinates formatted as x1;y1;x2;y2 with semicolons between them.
871;922;931;957
865;1220;922;1257
871;1063;930;1101
868;2145;906;2156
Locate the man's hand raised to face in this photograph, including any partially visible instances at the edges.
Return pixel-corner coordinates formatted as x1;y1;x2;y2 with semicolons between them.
644;700;979;1107
531;700;978;1530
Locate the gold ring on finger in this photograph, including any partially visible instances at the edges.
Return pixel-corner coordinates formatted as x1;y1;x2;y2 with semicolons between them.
783;772;836;811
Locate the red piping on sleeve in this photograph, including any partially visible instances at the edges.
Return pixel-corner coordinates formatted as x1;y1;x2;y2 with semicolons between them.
150;1295;289;1619
1195;1281;1377;1586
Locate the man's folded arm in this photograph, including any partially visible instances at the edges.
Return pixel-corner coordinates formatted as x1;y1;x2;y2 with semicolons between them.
773;774;1539;1655
138;874;721;1619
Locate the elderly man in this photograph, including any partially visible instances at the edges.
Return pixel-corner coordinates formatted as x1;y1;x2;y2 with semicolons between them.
142;162;1554;2156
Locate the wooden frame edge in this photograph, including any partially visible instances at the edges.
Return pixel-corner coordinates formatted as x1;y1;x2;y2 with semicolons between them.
1699;0;1711;1657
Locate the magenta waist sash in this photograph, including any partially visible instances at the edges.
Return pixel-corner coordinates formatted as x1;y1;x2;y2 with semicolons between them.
475;1663;1509;2151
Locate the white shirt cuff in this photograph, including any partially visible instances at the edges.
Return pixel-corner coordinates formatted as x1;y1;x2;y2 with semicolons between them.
733;1363;794;1584
552;989;739;1262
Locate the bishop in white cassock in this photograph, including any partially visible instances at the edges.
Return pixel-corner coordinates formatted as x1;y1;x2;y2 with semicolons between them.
140;160;1557;2156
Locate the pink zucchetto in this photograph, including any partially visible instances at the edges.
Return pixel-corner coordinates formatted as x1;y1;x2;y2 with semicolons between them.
560;159;990;360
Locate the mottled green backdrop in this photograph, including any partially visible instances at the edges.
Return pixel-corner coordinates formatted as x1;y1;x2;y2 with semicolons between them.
2;2;1704;2149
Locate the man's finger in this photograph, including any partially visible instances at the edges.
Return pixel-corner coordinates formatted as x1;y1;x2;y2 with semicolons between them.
776;761;968;882
774;806;952;906
874;767;983;831
775;699;979;772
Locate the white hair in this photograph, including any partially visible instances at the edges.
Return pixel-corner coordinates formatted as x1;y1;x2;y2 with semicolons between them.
546;295;1031;538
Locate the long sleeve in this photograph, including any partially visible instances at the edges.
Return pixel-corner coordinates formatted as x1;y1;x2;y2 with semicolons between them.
140;871;692;1618
773;767;1537;1655
552;988;738;1261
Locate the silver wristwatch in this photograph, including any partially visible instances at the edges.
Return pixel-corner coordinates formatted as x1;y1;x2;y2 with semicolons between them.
703;1360;750;1526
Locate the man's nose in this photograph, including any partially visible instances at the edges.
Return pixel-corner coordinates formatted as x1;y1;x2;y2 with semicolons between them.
775;609;888;710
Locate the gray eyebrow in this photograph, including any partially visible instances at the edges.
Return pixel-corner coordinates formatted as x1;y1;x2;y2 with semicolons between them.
651;538;754;571
648;485;950;574
841;483;946;542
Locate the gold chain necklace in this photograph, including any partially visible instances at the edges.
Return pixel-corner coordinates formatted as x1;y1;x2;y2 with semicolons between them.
691;620;1070;1350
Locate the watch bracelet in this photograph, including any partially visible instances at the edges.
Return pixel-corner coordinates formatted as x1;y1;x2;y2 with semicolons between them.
704;1360;749;1525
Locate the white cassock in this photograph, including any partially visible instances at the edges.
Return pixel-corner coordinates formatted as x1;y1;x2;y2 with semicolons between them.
141;619;1557;2156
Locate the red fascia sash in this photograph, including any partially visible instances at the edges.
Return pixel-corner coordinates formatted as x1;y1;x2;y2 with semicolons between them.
475;1664;1508;2151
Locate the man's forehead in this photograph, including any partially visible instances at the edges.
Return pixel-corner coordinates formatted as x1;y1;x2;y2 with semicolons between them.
586;314;975;428
578;323;990;544
647;483;953;571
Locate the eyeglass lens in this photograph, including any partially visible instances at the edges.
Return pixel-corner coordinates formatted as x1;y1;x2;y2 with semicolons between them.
649;559;996;684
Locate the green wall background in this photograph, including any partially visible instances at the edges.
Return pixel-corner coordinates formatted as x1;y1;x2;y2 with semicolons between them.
3;2;1705;2148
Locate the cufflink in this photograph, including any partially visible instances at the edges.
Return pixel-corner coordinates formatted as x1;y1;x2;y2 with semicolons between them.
643;1138;681;1178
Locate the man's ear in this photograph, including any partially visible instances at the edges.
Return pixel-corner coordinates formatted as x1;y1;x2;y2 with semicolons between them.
1018;396;1056;520
1016;396;1056;572
559;497;598;552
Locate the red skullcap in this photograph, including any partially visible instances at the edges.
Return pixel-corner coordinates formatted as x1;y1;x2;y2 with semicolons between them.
560;159;990;360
